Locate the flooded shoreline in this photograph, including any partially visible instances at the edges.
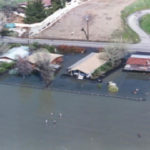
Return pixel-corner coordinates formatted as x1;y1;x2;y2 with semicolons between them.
0;66;149;102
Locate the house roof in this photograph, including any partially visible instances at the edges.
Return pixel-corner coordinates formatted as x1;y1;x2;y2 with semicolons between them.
0;46;29;63
131;54;150;59
27;50;63;64
126;57;150;66
42;0;51;7
68;52;108;75
20;0;51;7
124;64;150;72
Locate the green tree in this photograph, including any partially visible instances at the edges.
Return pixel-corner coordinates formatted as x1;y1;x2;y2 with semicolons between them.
45;0;66;16
24;0;46;24
52;0;65;9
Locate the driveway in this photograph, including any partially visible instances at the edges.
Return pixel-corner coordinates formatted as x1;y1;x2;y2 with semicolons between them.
127;10;150;44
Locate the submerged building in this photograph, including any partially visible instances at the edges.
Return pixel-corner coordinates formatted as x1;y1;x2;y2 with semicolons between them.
27;50;63;70
68;52;108;79
124;54;150;72
0;46;29;63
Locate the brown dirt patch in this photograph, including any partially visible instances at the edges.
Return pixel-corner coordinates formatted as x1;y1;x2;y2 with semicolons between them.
35;0;136;41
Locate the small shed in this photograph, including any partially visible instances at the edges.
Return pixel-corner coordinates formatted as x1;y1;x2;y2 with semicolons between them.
68;52;108;79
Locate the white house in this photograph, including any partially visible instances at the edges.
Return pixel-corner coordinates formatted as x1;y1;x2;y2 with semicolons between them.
0;46;29;63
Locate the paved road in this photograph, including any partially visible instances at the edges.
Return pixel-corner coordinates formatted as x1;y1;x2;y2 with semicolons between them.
127;10;150;44
1;36;150;53
1;10;150;53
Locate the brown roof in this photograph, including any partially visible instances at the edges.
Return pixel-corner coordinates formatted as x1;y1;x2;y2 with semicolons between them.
27;50;63;64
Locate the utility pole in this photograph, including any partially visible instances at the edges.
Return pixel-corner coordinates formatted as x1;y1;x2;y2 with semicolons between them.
85;16;89;40
28;29;30;46
81;15;89;40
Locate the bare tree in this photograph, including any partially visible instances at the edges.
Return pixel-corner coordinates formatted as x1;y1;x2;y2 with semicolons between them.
16;57;33;78
0;12;6;33
81;14;94;40
0;43;10;55
36;55;54;87
104;44;127;66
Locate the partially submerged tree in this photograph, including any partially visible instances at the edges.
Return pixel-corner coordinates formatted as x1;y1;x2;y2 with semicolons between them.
24;0;46;24
16;57;33;78
36;55;54;87
104;44;127;66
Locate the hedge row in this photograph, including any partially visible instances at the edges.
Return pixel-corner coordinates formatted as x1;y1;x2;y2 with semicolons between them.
57;45;86;53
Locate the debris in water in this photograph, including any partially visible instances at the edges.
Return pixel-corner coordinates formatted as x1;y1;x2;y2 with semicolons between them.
137;133;142;138
59;113;63;119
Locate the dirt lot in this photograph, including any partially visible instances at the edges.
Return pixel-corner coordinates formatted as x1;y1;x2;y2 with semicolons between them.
35;0;136;41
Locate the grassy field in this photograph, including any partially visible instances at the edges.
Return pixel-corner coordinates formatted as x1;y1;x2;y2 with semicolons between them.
140;14;150;34
114;0;150;43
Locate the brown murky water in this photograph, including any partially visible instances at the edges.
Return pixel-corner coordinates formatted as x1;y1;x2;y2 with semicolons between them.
0;84;150;150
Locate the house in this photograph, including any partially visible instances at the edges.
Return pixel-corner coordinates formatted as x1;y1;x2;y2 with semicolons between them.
27;50;63;70
19;0;51;8
124;53;150;72
42;0;51;8
68;52;108;79
0;46;29;63
19;2;28;8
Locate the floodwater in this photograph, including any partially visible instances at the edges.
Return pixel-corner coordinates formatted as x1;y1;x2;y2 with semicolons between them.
1;84;150;150
0;51;150;150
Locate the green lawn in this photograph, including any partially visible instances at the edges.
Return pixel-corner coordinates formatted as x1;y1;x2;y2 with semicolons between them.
140;14;150;34
112;0;150;43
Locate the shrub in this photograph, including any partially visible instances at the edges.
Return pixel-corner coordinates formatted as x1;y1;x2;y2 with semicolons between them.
0;62;14;69
140;14;150;34
9;43;22;49
43;45;56;53
29;42;41;51
0;67;6;73
0;28;10;36
108;86;119;93
97;83;102;89
57;45;86;53
29;43;57;53
108;82;119;93
46;0;66;16
0;62;14;74
92;62;112;78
